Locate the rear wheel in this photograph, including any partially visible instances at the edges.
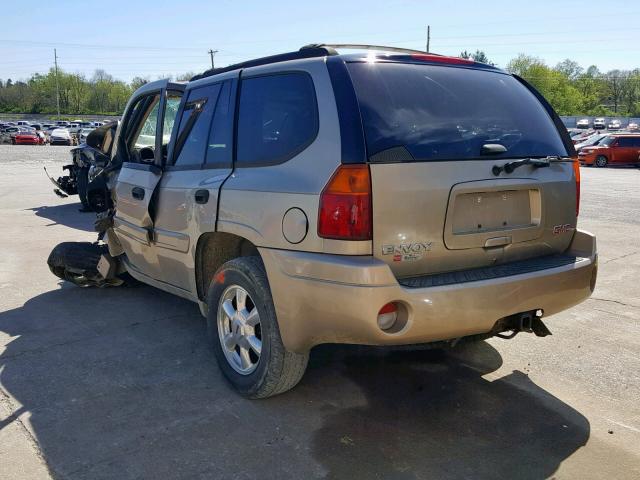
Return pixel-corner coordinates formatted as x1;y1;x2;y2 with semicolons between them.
595;155;608;168
207;257;308;398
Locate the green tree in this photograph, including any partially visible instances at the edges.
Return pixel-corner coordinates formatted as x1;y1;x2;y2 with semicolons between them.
459;49;494;66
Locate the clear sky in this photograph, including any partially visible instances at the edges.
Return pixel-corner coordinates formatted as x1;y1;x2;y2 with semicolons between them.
1;0;639;82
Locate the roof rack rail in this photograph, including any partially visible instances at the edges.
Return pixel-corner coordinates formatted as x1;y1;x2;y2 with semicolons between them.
301;43;429;56
191;46;337;81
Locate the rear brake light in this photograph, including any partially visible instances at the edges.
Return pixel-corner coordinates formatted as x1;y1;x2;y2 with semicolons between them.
318;164;372;240
573;158;580;217
410;53;474;65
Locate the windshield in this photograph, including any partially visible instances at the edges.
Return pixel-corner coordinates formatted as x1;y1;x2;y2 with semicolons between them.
346;62;568;162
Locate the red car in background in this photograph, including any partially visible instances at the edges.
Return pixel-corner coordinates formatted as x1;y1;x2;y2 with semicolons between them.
579;134;640;167
13;131;40;145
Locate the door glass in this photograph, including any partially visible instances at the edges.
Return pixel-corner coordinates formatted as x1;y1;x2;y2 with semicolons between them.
130;96;160;150
162;92;183;162
206;81;234;167
163;93;182;148
173;84;221;167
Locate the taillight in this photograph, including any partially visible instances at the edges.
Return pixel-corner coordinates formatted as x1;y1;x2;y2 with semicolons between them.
573;158;580;217
318;164;372;240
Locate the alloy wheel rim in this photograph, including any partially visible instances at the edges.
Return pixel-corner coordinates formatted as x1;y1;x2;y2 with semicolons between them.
217;285;262;375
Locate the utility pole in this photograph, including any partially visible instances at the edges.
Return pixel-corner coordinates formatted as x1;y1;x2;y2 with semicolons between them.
208;49;218;69
426;25;430;53
54;48;60;118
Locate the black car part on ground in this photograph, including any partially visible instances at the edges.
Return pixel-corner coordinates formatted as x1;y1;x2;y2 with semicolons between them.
47;241;129;287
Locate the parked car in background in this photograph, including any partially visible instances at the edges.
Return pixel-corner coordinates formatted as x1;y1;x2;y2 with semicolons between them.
30;123;42;131
0;126;35;144
579;134;640;167
79;128;93;143
0;126;20;143
576;118;590;129
574;133;608;153
593;117;606;129
56;121;70;127
608;119;621;130
627;122;639;131
13;131;40;145
50;128;72;146
16;120;30;126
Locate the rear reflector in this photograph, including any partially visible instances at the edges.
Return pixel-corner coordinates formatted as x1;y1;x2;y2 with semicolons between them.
573;158;580;217
410;53;474;65
318;164;372;240
377;302;398;331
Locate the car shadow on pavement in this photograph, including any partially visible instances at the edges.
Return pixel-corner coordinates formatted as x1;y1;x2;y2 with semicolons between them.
0;284;590;479
27;204;95;232
306;343;590;480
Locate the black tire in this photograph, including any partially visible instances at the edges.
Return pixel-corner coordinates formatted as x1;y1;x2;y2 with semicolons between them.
207;256;308;398
47;241;105;285
47;241;134;287
76;167;91;211
595;155;608;168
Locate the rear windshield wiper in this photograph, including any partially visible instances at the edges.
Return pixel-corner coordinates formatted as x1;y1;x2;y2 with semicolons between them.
492;156;572;176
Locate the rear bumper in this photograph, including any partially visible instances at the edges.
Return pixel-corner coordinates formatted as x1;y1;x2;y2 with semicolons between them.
579;157;594;165
260;230;597;353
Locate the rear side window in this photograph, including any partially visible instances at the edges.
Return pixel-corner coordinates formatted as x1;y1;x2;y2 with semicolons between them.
346;62;568;162
236;73;318;166
617;137;640;147
173;84;222;167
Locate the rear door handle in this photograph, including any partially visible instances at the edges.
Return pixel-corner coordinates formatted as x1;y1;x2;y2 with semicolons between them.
194;189;210;204
131;187;145;200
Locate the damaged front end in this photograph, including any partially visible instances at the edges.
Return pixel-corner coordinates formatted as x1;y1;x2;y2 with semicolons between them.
47;120;129;287
44;121;118;212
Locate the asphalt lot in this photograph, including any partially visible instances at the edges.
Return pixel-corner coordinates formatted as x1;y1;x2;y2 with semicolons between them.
0;145;639;480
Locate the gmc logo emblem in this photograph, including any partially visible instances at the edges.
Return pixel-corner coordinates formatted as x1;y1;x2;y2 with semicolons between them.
552;224;574;235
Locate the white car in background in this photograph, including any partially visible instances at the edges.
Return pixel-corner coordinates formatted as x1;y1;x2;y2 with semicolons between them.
79;128;94;143
608;119;621;130
628;122;639;131
50;128;72;146
576;118;590;129
593;117;606;129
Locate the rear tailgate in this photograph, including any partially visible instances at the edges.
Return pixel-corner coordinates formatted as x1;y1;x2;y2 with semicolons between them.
346;60;577;278
370;161;576;278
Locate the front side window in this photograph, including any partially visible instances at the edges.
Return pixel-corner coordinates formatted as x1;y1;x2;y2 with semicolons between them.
162;92;183;148
346;62;569;162
236;72;318;166
173;84;222;167
130;95;160;150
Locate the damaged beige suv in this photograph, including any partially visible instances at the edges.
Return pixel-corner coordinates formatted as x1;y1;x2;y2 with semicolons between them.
51;45;597;398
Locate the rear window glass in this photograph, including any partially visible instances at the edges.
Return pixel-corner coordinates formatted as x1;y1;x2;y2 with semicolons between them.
346;62;568;162
236;73;318;166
